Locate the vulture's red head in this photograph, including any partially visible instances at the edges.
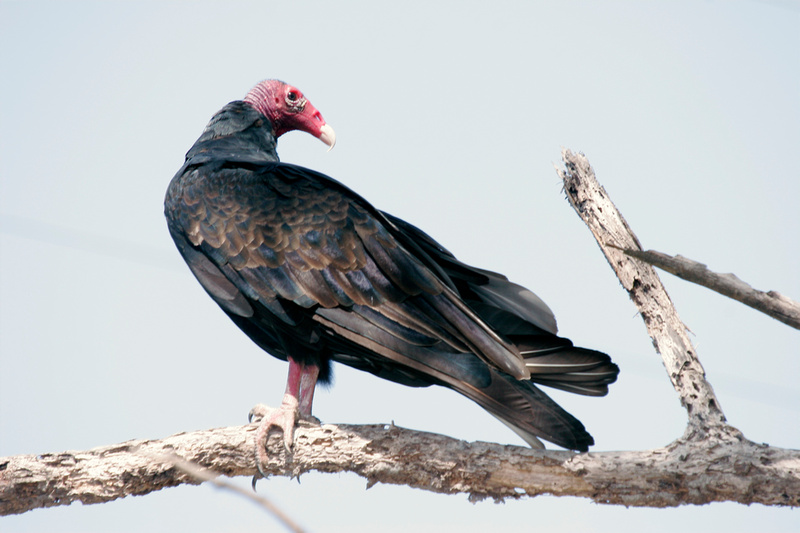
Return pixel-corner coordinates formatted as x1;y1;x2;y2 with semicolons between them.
244;79;335;149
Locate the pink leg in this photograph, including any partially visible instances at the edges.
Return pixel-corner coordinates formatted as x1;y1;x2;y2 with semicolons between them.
282;357;305;405
298;364;319;417
253;358;319;475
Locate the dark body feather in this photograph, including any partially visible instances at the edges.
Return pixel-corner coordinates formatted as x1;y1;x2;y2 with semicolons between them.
165;101;618;451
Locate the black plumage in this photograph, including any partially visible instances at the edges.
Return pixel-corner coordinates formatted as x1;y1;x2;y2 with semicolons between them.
165;81;618;453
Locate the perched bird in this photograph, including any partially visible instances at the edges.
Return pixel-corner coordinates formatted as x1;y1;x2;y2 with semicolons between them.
164;80;619;469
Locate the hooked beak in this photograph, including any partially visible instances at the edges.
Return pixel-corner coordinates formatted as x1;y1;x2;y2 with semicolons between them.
318;123;336;151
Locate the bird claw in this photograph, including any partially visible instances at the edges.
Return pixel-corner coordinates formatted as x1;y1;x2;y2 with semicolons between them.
249;361;322;481
251;397;300;478
248;403;272;424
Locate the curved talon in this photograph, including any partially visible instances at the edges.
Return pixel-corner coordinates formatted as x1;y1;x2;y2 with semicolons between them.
253;396;300;476
248;403;271;424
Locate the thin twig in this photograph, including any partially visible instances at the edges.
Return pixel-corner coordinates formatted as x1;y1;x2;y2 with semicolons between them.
147;450;308;533
616;248;800;330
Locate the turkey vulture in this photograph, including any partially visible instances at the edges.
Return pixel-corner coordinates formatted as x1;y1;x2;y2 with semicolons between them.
164;80;619;469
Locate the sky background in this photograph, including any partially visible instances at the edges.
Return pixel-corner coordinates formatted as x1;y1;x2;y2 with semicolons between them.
1;1;799;531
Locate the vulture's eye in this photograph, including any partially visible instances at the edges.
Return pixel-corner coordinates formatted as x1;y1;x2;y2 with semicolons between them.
285;89;305;111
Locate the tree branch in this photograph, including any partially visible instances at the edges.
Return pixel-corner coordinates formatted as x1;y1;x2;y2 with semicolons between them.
557;148;725;431
2;420;799;516
3;149;797;515
616;248;800;330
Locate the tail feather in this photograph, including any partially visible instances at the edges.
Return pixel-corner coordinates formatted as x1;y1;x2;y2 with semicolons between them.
458;369;595;451
512;333;619;396
530;374;617;396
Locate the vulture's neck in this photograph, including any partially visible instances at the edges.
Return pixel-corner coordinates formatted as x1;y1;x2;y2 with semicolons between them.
185;101;280;165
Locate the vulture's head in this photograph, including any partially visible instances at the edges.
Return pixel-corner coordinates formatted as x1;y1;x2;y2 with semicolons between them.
244;79;335;149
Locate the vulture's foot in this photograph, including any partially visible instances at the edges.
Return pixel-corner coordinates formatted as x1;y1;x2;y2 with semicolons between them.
250;397;299;472
249;398;320;481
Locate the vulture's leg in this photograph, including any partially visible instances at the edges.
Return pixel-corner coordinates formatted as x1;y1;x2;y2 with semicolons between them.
250;357;320;475
298;363;319;417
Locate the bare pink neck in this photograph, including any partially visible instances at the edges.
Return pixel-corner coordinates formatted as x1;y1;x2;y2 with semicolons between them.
244;83;283;135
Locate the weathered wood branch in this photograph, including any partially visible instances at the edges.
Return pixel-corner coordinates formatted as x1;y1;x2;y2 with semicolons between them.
2;149;797;516
2;420;799;516
557;149;726;431
617;248;800;330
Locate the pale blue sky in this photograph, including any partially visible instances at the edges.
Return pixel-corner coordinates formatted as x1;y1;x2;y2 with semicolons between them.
1;1;799;531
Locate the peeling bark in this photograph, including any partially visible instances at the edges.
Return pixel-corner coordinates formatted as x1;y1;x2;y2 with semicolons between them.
557;149;725;431
2;421;798;516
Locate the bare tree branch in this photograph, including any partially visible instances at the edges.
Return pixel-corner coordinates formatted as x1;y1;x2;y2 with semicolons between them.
557;149;725;431
2;149;798;516
1;420;799;516
616;248;800;330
